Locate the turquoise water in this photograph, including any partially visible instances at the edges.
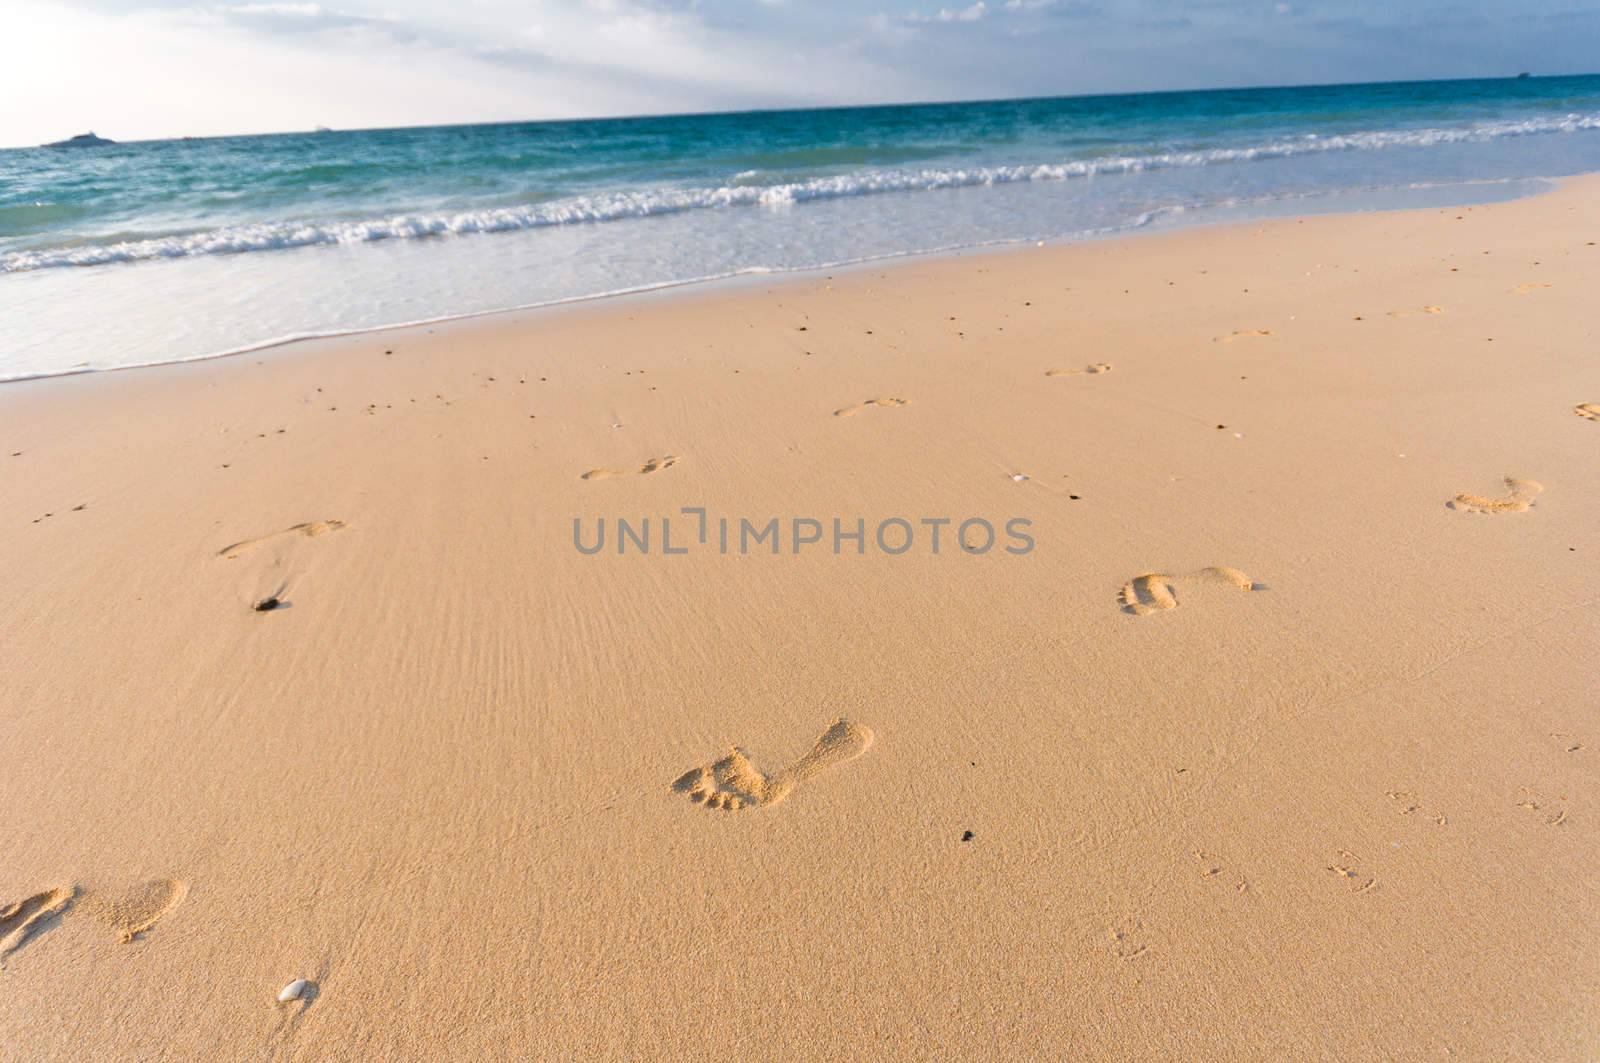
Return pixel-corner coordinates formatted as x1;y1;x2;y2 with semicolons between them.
4;75;1600;379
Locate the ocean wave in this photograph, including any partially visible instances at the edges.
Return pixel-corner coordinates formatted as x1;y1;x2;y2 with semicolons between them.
6;111;1599;273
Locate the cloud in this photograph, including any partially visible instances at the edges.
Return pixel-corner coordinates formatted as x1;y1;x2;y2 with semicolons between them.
2;0;936;144
208;2;412;37
891;0;1096;28
896;1;988;24
7;0;1600;147
925;2;987;22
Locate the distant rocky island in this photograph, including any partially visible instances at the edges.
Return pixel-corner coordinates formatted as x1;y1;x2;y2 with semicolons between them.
43;132;116;148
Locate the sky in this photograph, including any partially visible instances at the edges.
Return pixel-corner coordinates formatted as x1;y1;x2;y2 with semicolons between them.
4;0;1598;146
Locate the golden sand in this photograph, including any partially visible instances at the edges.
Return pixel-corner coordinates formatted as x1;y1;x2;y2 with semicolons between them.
2;177;1599;1059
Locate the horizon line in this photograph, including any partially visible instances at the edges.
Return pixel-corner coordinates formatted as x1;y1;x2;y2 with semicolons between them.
8;69;1597;150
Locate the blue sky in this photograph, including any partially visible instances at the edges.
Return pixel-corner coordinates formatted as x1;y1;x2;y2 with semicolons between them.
5;0;1597;144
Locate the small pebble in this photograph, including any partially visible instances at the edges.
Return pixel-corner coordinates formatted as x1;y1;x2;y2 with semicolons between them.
278;978;308;1003
253;596;282;613
961;830;975;842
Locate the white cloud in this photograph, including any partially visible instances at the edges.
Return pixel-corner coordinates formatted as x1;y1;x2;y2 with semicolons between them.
7;0;1600;147
895;0;1079;27
225;3;324;14
1;0;926;144
205;1;409;37
902;1;988;23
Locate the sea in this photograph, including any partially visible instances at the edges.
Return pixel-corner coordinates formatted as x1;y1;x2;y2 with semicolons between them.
4;75;1600;382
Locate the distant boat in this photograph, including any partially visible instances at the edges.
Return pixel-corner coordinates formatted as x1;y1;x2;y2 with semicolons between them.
43;132;115;148
1516;72;1532;79
314;125;334;133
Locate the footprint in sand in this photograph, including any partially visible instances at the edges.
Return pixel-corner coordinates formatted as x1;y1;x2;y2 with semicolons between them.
671;718;872;811
1193;850;1250;894
1448;478;1542;514
1045;363;1112;377
219;520;346;610
1118;567;1258;616
1575;404;1600;422
834;398;909;418
1518;789;1569;827
581;455;677;481
0;880;187;963
219;520;346;559
1385;789;1447;826
0;887;75;966
1325;850;1377;894
1215;329;1272;342
1105;919;1148;959
90;879;188;944
1513;282;1551;294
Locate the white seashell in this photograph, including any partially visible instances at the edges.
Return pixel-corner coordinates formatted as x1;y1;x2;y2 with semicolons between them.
1011;473;1029;482
278;978;308;1003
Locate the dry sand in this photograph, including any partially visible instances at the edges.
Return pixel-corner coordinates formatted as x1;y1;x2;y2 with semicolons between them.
2;177;1598;1060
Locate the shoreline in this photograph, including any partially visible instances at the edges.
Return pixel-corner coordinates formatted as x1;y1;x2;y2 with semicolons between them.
0;172;1560;388
3;173;1598;1059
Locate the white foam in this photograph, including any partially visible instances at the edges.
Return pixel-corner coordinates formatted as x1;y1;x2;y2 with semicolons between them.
5;112;1597;274
0;215;1166;383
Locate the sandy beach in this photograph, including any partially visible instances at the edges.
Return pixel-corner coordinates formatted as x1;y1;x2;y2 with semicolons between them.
2;177;1598;1060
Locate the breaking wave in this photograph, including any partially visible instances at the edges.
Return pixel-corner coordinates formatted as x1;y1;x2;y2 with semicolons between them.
5;111;1599;273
